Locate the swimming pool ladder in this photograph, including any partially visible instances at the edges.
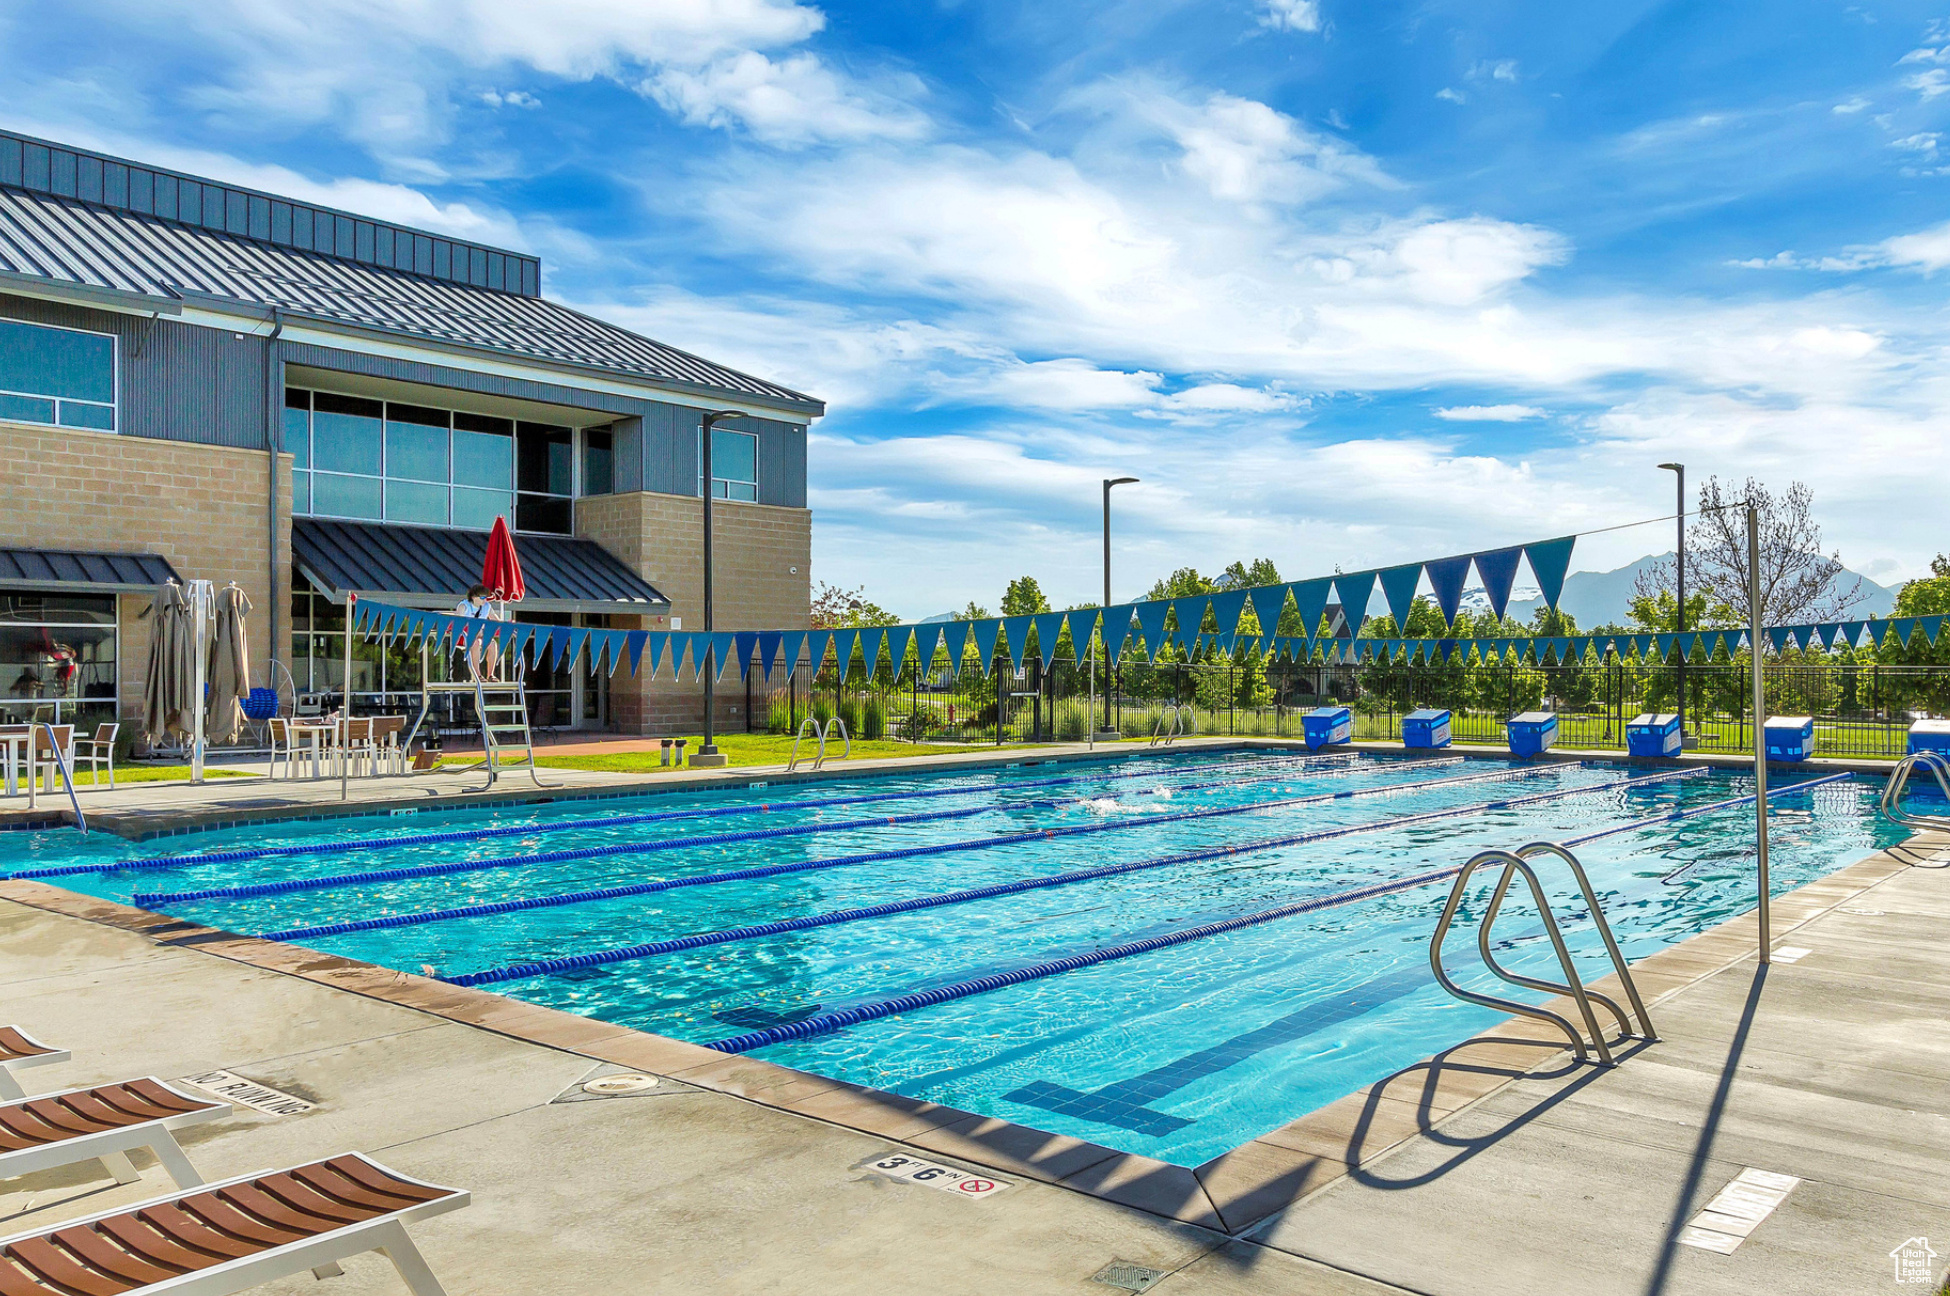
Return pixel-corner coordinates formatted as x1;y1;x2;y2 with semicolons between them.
786;717;850;772
1429;841;1654;1065
1880;751;1950;833
1150;704;1197;746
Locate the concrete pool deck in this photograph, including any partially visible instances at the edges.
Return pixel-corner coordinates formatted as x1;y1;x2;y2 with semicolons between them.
1;812;1945;1292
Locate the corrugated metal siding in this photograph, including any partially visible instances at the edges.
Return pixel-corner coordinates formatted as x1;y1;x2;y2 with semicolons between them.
609;416;644;494
292;517;667;609
282;341;652;419
0;184;821;412
0;128;541;298
0;293;268;448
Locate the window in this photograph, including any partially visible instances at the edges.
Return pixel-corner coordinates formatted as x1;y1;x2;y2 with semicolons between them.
0;318;116;432
582;427;613;496
0;593;117;732
699;426;759;502
289;389;582;533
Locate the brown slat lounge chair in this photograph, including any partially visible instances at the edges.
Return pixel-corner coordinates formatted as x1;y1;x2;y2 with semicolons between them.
0;1078;228;1191
0;1028;69;1102
0;1152;468;1295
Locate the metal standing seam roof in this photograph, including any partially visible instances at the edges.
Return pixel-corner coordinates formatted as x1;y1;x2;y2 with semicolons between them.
292;517;669;614
0;546;180;591
0;185;823;414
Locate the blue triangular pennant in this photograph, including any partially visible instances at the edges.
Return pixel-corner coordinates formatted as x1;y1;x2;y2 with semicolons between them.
1333;570;1377;631
831;628;860;675
735;631;760;678
1207;589;1250;638
778;631;808;676
1424;555;1471;626
1378;563;1422;633
997;616;1032;673
1170;596;1210;645
709;631;738;681
1923;614;1945;645
1839;621;1866;648
757;632;783;679
1472;546;1525;621
1654;634;1675;660
626;631;649;676
1245;585;1287;637
1072;609;1108;664
1895;617;1915;647
1133;601;1170;656
1289;578;1333;642
1030;613;1067;670
1523;536;1577;611
970;619;1001;669
1867;620;1889;646
1790;625;1814;652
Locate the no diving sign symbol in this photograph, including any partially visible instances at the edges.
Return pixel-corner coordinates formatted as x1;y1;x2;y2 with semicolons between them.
864;1152;1009;1199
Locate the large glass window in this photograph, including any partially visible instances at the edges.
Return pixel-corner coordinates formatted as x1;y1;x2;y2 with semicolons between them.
284;389;312;514
700;426;759;502
453;411;514;530
517;422;574;533
0;318;116;432
0;593;117;731
582;427;613;496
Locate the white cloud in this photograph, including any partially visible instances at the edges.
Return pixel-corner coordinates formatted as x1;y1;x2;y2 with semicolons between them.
1898;45;1950;64
983;359;1164;411
1434;404;1545;421
1904;68;1950;98
1879;220;1950;272
479;88;541;109
1260;0;1321;33
1145;91;1385;204
1435;87;1466;104
646;50;928;144
1891;131;1942;154
1832;96;1870;113
1469;59;1519;83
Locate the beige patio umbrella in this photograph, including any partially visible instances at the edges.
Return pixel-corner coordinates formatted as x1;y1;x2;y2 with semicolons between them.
141;582;193;743
207;584;252;745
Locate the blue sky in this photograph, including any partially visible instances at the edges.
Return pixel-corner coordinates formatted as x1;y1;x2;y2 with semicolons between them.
7;0;1950;616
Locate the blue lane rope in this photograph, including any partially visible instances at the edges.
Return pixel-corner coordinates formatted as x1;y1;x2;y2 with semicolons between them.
133;756;1516;910
436;765;1719;987
13;749;1358;881
699;772;1847;1054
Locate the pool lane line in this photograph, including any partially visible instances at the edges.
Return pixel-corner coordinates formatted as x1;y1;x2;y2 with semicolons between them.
131;755;1500;909
697;772;1849;1054
432;765;1718;987
15;749;1365;881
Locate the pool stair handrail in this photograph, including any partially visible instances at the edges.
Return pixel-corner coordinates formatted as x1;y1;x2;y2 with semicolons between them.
786;717;852;772
31;722;86;833
1429;841;1655;1066
1880;750;1950;833
1149;704;1195;746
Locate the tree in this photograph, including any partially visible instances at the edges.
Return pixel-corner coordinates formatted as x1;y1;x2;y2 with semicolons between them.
811;581;900;629
1631;477;1865;627
1000;576;1051;616
1144;567;1217;601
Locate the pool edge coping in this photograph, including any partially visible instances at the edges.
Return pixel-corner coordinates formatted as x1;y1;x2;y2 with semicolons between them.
5;821;1939;1237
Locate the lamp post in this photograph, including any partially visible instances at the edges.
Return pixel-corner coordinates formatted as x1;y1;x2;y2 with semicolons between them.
1101;476;1139;736
693;408;748;767
1658;462;1686;741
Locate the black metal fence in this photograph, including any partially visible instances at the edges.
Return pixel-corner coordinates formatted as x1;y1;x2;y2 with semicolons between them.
747;654;1950;760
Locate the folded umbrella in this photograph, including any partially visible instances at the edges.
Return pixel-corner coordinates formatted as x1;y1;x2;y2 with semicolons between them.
208;585;253;745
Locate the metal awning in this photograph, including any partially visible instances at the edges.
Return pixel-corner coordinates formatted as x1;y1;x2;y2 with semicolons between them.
292;517;669;615
0;546;180;593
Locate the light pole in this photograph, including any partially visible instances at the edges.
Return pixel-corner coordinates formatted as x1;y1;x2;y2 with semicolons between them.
693;408;748;767
1658;462;1686;741
1101;476;1139;736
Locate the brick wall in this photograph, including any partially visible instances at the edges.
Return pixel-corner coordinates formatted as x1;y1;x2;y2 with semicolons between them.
0;422;290;730
578;491;810;733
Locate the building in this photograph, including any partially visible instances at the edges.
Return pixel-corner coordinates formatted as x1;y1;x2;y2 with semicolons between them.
0;129;821;741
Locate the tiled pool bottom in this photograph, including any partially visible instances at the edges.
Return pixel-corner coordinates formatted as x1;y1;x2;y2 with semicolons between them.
22;750;1903;1167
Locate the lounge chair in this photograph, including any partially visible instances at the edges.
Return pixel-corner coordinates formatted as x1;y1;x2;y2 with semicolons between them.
0;1078;227;1190
0;1027;68;1101
0;1152;468;1294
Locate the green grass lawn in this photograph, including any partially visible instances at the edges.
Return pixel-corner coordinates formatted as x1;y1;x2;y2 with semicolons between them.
533;732;1091;773
65;765;250;786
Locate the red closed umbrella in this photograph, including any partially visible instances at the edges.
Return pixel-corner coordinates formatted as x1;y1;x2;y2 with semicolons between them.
481;516;525;603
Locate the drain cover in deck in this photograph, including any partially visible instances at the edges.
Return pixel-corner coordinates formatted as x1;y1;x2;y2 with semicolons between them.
583;1072;660;1095
1092;1261;1167;1292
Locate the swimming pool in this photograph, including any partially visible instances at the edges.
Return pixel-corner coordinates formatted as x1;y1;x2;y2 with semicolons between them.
13;749;1902;1166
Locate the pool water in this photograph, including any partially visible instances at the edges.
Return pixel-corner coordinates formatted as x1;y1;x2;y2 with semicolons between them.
12;750;1901;1166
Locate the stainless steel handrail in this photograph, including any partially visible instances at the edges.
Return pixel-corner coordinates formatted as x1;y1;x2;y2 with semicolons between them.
30;723;86;833
786;717;822;772
1430;841;1654;1065
1149;704;1192;747
1881;750;1950;831
824;718;851;767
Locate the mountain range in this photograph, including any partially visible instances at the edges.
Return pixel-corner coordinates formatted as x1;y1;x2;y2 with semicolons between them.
1497;553;1897;628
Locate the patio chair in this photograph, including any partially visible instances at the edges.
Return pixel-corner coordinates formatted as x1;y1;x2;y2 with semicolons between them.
0;1026;69;1101
73;722;119;790
371;716;408;775
0;1077;228;1191
0;1152;469;1295
22;724;73;795
267;718;297;781
341;717;378;778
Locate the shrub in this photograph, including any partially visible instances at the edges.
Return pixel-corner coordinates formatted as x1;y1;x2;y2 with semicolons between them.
1054;698;1092;742
810;697;834;726
765;690;795;734
861;695;886;739
836;695;861;737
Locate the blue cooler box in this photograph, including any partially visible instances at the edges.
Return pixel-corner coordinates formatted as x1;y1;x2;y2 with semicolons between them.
1909;719;1950;755
1626;712;1682;758
1303;705;1353;750
1507;711;1557;758
1401;708;1452;749
1763;715;1815;762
